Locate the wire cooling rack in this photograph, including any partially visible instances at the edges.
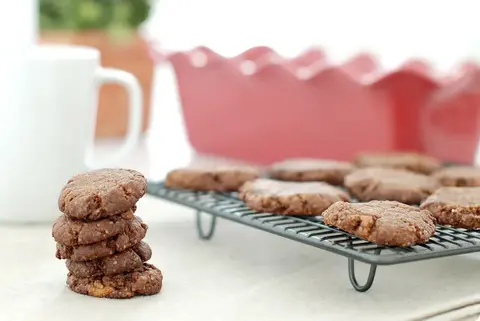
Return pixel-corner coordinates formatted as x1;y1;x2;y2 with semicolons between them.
147;181;480;292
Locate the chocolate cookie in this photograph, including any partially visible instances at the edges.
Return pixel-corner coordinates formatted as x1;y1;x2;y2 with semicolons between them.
56;217;147;261
344;167;440;205
269;158;355;185
66;241;152;277
165;165;260;191
67;263;162;299
354;152;442;174
323;200;436;246
239;178;350;215
432;166;480;187
420;187;480;229
52;207;136;246
59;168;147;220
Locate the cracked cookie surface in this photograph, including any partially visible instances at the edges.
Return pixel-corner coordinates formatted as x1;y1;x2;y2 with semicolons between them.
269;158;355;185
52;207;136;246
344;167;440;205
239;178;349;215
58;168;147;220
421;187;480;229
323;200;436;246
165;165;260;191
56;217;147;261
67;263;162;299
66;241;152;277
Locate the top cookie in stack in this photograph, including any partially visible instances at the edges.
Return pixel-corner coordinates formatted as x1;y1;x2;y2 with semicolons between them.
52;168;163;299
58;168;147;221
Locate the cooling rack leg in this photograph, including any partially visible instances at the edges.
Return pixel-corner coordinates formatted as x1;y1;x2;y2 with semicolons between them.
347;258;378;292
195;210;217;240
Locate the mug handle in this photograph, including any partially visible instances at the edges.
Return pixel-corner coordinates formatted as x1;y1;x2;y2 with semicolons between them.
86;67;143;169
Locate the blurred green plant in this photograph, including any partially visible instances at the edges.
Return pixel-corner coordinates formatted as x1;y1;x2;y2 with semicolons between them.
39;0;151;37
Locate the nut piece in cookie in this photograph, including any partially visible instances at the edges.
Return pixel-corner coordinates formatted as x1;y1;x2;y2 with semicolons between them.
239;178;349;216
52;207;136;246
56;217;147;261
165;165;260;191
344;167;440;205
67;263;163;299
269;158;355;185
58;168;147;221
323;200;436;246
66;241;152;277
420;187;480;229
432;166;480;187
354;152;442;174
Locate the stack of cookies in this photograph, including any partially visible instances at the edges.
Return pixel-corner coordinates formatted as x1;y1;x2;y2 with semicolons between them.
52;168;163;299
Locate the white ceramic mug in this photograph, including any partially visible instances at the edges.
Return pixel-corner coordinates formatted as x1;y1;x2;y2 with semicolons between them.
0;45;142;223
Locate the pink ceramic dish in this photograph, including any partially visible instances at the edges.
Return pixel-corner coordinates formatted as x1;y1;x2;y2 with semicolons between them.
149;44;480;164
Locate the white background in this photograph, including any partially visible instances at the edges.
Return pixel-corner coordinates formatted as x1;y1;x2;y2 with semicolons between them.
2;1;479;73
144;0;480;72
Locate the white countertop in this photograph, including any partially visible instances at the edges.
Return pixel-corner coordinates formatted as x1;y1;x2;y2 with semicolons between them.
4;139;480;321
3;192;480;321
2;66;480;321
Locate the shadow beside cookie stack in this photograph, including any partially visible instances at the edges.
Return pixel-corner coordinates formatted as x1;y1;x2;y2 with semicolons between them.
52;168;163;299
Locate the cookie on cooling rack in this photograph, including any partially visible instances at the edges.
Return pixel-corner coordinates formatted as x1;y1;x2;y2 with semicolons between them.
323;200;436;247
432;165;480;187
344;167;440;205
239;178;349;215
420;187;480;229
165;165;260;191
354;152;442;175
269;158;355;185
